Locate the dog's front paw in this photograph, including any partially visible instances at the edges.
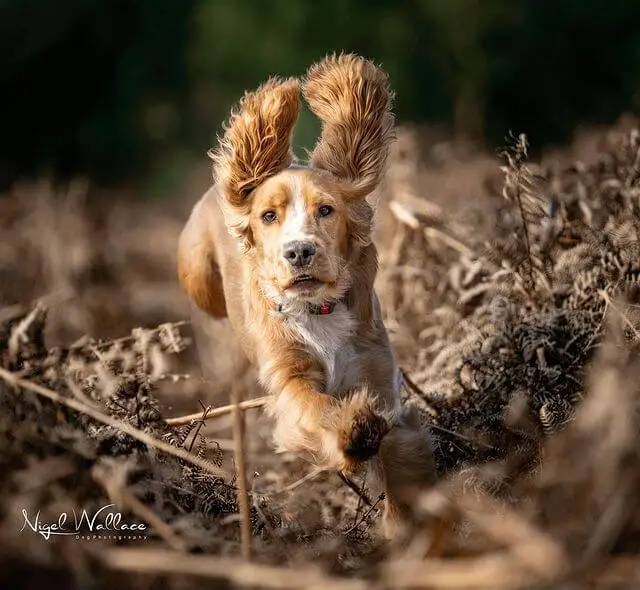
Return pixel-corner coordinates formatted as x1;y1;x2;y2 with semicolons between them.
341;408;390;461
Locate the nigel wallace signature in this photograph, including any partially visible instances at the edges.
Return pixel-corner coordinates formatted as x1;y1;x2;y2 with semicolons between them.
20;504;147;540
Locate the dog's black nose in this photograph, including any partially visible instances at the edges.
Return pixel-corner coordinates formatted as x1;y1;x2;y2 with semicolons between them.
283;241;316;267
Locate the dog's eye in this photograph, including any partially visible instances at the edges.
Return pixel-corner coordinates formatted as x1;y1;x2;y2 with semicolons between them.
261;211;278;224
318;205;333;218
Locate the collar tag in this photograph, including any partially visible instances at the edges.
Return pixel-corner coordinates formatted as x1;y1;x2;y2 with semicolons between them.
319;304;331;315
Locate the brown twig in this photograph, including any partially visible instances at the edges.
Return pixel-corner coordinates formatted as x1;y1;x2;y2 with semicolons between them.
186;400;211;453
264;467;326;497
424;227;474;257
231;383;252;560
503;134;535;291
351;472;367;528
336;471;373;507
98;547;368;590
598;290;640;340
388;199;473;257
165;395;270;425
416;489;569;585
0;367;231;480
90;320;190;350
400;369;495;450
583;556;640;585
344;493;385;535
388;200;420;229
400;368;426;398
383;553;551;589
0;288;74;323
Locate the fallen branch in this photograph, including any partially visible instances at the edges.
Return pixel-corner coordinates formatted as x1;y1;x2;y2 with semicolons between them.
383;553;552;589
98;547;369;590
165;396;270;425
231;383;252;560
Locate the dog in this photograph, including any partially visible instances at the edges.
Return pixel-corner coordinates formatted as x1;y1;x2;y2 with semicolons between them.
177;53;436;537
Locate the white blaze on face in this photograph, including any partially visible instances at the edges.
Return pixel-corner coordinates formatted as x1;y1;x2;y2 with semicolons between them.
281;175;313;244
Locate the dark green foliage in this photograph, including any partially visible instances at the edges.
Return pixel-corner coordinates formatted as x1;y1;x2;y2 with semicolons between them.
0;0;196;188
1;0;639;188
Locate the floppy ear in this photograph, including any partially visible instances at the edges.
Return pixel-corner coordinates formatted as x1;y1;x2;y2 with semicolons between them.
303;53;395;200
210;77;301;250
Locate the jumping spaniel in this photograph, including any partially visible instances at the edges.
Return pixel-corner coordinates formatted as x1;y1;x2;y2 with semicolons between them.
178;53;435;537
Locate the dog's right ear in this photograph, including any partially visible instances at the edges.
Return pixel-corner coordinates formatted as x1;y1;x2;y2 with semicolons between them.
210;77;301;251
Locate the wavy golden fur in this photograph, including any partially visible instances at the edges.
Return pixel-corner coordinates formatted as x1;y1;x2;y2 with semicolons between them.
210;77;301;251
304;53;395;198
177;53;435;538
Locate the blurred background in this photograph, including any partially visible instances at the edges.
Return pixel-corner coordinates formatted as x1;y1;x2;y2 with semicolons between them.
1;0;640;359
2;0;640;195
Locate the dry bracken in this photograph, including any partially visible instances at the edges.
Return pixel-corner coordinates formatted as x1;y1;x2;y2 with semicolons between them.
2;117;640;588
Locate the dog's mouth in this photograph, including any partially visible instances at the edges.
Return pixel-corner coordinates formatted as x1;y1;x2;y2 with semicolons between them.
287;274;323;290
292;274;316;285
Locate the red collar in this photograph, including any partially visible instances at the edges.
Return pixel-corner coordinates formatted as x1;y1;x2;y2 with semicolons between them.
277;301;338;315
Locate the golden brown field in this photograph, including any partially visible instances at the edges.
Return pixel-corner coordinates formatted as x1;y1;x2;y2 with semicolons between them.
2;115;640;589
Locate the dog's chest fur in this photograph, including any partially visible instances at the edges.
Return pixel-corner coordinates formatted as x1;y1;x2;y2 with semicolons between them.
283;304;360;395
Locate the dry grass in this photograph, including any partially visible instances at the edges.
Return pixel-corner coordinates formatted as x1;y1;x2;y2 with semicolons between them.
2;115;640;589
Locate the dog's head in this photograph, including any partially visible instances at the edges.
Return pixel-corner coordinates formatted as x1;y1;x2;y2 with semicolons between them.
210;54;395;307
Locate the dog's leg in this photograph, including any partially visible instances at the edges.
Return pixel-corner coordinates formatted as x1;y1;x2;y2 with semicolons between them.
268;379;345;469
373;405;437;538
331;388;391;464
262;353;390;470
177;198;228;319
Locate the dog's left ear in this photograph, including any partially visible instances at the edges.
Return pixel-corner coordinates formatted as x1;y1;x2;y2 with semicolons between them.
303;53;395;200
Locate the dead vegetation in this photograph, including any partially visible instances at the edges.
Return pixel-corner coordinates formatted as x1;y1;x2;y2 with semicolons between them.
2;117;640;588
